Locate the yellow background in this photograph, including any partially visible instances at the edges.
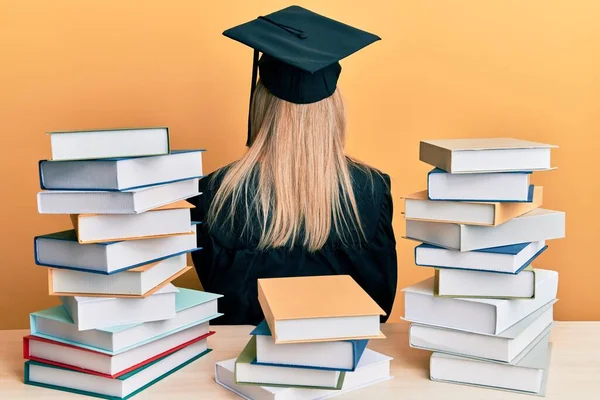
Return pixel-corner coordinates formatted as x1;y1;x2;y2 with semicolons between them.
1;0;598;329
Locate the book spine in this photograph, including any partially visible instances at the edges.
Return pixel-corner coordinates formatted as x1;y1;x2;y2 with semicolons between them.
419;142;452;172
257;284;277;343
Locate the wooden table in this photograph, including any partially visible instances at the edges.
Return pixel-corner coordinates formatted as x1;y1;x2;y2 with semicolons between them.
1;322;599;399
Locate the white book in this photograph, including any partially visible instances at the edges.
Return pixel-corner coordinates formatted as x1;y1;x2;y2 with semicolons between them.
409;300;555;362
30;288;222;354
37;178;200;214
436;267;536;298
415;241;546;274
72;200;193;243
430;335;551;395
49;127;170;161
403;269;558;334
427;169;532;201
419;138;556;173
48;254;188;296
406;208;565;251
25;340;209;398
40;150;203;191
26;324;211;377
35;225;197;274
215;349;392;400
60;284;178;331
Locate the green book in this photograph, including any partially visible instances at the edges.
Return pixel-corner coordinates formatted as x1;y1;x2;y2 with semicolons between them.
434;266;537;299
235;336;345;390
24;340;211;399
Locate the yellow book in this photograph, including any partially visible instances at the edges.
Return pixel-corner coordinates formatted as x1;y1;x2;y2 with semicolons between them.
258;275;386;344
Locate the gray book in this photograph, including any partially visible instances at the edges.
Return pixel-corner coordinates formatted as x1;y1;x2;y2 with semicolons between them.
430;333;552;396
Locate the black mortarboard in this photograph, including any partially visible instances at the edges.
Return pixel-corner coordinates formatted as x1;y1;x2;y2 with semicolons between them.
223;5;381;145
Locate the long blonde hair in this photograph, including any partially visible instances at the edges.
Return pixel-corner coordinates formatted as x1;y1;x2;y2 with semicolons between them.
207;81;366;252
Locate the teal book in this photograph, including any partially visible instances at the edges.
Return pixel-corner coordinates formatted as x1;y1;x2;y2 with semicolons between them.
30;288;223;354
25;339;211;399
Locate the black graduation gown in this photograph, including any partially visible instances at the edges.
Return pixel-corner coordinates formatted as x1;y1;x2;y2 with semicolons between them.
189;164;398;325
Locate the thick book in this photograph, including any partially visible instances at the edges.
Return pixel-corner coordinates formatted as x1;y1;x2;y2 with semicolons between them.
251;320;368;372
403;269;558;335
60;284;178;331
235;336;345;390
258;275;385;344
40;150;203;191
435;266;536;299
37;178;200;214
415;241;547;274
216;349;392;400
30;288;222;354
35;225;199;274
71;200;194;243
48;254;189;297
23;329;214;378
404;186;542;226
427;168;533;202
409;300;555;362
419;138;556;173
430;335;552;395
48;127;170;161
24;340;211;400
406;208;565;251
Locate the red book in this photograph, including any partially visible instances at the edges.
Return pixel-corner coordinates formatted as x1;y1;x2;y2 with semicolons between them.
24;328;215;379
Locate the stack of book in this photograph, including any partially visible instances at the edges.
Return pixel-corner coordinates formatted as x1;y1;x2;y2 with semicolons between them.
24;127;223;399
215;275;394;399
402;138;566;396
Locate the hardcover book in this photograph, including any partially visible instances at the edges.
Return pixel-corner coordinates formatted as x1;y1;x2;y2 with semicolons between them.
216;349;392;400
251;320;368;371
48;254;191;297
409;300;555;363
59;284;178;331
434;266;536;299
430;334;552;395
404;186;542;226
427;168;533;202
403;269;558;335
234;336;345;390
40;150;203;191
415;241;547;274
35;225;199;274
23;329;214;378
71;200;194;243
48;127;170;161
24;340;211;400
30;288;222;354
419;138;556;173
405;208;565;251
37;178;200;214
258;275;385;344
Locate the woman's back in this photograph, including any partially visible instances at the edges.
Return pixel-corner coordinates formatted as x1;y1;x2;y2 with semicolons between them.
191;161;397;325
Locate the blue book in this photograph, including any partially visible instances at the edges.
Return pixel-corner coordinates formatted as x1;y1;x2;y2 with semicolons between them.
39;149;205;191
30;288;223;354
34;223;201;274
250;320;368;372
415;241;548;274
427;168;534;202
25;340;211;400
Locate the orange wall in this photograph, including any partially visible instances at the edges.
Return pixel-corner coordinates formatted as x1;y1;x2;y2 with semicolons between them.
1;0;599;329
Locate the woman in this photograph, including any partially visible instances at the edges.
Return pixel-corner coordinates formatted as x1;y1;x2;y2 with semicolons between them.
191;6;397;325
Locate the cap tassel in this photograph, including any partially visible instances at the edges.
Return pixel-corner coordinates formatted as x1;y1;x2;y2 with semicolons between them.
246;49;260;146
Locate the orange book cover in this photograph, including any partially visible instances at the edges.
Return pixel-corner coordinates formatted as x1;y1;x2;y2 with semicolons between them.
258;275;386;344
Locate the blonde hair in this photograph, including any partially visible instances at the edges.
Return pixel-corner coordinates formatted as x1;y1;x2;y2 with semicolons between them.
207;81;366;252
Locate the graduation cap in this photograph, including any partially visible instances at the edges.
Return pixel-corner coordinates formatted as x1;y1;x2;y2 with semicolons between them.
223;5;381;145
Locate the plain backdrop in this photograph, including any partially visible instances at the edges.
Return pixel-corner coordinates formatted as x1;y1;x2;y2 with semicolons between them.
1;0;599;329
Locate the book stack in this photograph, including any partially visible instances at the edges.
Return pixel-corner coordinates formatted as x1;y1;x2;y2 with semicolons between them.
24;127;223;399
402;138;566;396
216;275;394;399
